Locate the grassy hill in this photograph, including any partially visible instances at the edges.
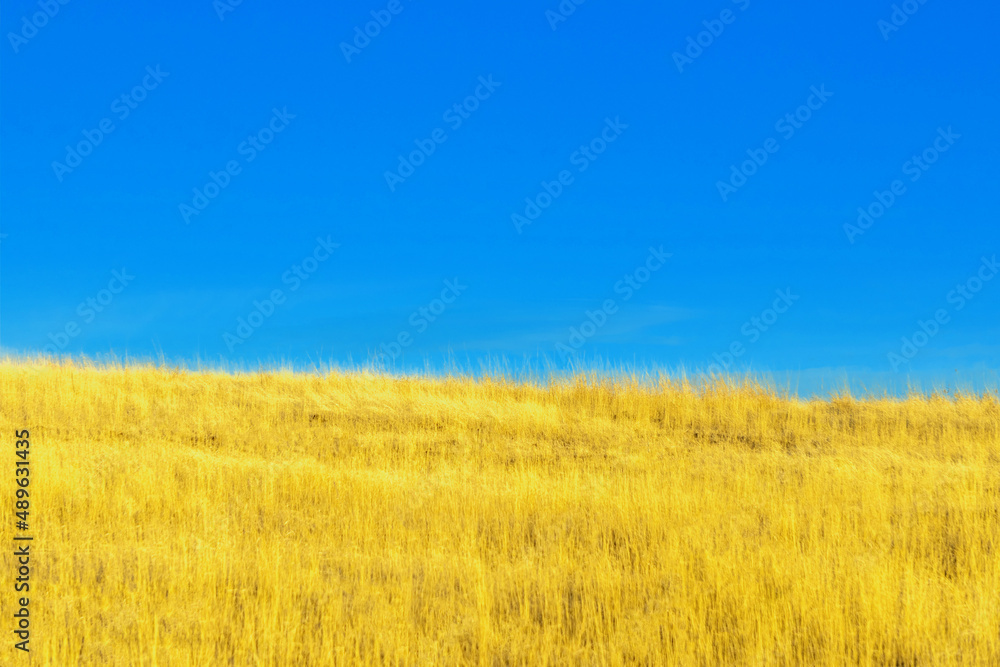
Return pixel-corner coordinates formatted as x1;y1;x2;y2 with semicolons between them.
2;358;998;665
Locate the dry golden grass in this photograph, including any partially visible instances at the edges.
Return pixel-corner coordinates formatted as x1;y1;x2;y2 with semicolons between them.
1;357;998;665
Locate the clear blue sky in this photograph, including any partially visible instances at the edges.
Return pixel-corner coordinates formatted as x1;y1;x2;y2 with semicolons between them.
2;0;998;396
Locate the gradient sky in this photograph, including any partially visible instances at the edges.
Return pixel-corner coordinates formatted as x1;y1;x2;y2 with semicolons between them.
1;0;998;396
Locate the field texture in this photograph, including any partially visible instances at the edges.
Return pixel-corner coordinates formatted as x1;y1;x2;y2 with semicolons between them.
1;359;999;665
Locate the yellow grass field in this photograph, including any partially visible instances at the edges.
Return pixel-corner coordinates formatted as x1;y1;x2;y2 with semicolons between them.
1;358;998;665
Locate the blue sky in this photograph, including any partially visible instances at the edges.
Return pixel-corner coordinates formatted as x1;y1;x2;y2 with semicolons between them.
1;0;998;396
